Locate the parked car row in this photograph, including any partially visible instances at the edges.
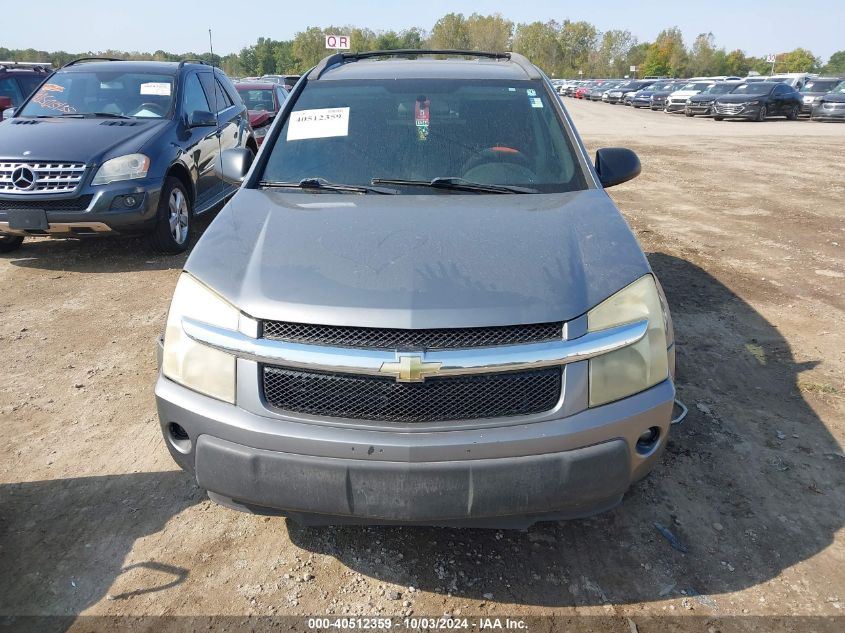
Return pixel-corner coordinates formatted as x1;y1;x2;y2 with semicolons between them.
556;74;845;122
0;58;293;253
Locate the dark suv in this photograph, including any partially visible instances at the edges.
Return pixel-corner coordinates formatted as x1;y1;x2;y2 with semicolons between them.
0;59;256;254
0;61;52;119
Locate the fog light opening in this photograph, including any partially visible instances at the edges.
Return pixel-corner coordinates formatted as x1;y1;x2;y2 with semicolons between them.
168;422;192;453
636;426;661;454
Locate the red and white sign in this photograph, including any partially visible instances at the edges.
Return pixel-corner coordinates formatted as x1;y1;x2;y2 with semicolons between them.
325;35;351;50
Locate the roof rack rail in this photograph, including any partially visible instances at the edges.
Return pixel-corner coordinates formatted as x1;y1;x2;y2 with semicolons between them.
178;59;210;68
308;49;540;80
0;61;53;72
62;57;122;68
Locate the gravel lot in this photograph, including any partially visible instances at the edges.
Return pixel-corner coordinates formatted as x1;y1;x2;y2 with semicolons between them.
1;97;843;632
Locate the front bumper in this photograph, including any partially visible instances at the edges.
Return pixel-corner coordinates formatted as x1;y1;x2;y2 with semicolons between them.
664;101;687;113
685;103;713;115
155;362;675;527
0;178;161;237
812;104;845;120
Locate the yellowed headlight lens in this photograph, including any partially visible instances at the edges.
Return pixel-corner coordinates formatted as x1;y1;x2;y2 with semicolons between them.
587;275;669;407
162;274;239;403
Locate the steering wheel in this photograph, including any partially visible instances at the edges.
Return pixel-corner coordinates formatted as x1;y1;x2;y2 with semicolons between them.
461;146;537;184
462;146;530;172
130;102;166;117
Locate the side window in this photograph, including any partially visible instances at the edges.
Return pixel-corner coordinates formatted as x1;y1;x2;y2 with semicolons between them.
198;73;232;113
0;78;23;107
183;73;210;114
215;78;233;109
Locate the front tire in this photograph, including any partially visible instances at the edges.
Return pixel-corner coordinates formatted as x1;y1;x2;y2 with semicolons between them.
755;105;768;122
0;235;24;253
714;116;724;121
787;105;799;120
149;177;191;254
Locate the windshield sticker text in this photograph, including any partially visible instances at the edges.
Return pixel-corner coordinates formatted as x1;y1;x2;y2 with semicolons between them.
32;91;77;114
530;97;543;108
140;82;171;96
287;107;350;141
40;83;65;93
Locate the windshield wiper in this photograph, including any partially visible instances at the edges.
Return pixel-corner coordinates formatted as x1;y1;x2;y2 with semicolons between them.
370;177;536;194
87;112;134;119
258;177;397;195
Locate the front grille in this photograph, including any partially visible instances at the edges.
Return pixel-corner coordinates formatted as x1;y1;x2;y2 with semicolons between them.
0;195;93;212
0;162;86;193
262;320;563;349
262;366;561;423
716;104;744;114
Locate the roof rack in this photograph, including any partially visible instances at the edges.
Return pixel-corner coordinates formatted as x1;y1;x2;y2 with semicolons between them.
178;59;211;68
62;57;122;68
308;49;540;81
0;61;53;72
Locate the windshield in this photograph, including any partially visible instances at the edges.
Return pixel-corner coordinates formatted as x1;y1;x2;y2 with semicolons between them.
19;70;175;118
259;79;586;194
705;83;740;94
730;83;775;95
831;81;845;94
801;80;840;93
679;82;713;91
237;87;277;112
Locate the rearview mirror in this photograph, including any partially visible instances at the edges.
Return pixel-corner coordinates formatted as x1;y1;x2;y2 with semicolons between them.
215;148;254;185
187;110;217;128
594;147;641;188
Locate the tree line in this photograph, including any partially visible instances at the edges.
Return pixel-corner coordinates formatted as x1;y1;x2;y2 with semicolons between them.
3;13;843;80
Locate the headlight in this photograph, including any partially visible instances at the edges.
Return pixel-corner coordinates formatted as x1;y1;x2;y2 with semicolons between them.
747;100;761;106
587;275;669;407
92;153;150;185
686;98;692;104
162;273;239;403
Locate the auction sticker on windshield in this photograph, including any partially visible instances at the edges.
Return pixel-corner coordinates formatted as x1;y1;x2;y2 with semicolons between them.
287;107;350;140
140;82;171;96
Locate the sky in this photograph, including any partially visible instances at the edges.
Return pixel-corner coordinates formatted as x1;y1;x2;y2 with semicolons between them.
3;0;841;62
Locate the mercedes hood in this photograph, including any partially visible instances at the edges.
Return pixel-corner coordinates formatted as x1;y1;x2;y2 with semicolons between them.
184;189;651;330
0;117;168;162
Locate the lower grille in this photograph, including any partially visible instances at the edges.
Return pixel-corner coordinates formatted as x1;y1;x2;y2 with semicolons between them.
716;104;744;115
262;366;562;423
0;195;93;212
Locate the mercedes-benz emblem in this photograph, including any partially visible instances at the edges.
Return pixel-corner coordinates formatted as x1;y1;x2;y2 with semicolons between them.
11;165;37;191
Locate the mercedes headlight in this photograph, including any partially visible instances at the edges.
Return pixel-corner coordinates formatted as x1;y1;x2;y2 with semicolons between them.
92;153;150;185
587;275;669;407
162;273;239;403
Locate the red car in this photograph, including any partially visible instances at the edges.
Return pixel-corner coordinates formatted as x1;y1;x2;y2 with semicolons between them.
574;85;592;99
235;81;288;146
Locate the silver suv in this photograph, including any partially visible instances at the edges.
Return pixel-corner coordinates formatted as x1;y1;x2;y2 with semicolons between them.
155;50;676;528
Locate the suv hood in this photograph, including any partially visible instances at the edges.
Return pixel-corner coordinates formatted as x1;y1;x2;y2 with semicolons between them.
0;117;168;162
185;189;651;329
669;89;702;98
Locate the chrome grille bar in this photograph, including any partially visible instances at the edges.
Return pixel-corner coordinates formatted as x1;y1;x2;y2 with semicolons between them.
182;317;648;379
0;162;87;194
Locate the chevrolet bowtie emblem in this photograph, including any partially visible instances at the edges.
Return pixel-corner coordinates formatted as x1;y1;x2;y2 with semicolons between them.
380;354;442;382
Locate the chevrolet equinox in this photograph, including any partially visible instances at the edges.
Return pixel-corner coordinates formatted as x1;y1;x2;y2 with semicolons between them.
155;50;676;528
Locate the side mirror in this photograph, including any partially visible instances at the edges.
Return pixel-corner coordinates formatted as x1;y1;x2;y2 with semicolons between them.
216;148;254;185
187;110;217;128
594;147;641;188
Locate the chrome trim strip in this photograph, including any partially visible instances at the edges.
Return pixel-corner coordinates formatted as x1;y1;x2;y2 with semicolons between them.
0;221;111;236
182;317;648;379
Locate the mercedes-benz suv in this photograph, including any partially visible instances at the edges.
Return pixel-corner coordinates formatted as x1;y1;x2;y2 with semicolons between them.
155;50;676;528
0;59;256;253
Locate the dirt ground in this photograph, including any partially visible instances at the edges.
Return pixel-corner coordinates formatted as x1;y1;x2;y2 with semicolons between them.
1;98;843;632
